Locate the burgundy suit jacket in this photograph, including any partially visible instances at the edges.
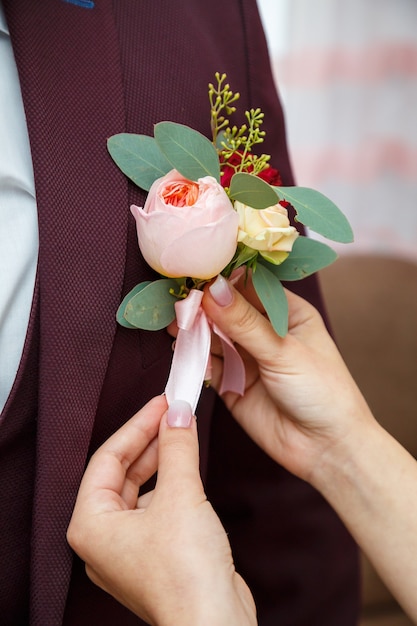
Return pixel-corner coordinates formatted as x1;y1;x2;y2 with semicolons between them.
2;1;359;624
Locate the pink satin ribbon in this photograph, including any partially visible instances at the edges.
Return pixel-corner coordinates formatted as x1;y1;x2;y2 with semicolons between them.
165;289;246;413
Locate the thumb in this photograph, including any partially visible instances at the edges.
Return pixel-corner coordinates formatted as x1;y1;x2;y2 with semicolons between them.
155;400;204;502
203;274;283;363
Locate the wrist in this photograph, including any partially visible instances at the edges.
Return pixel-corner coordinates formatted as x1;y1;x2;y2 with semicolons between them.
154;577;256;626
157;602;255;626
308;405;381;502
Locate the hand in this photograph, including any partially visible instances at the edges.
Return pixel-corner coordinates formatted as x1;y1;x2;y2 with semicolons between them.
67;396;256;626
203;274;375;487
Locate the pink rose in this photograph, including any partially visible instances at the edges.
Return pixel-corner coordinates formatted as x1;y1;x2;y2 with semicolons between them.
130;170;239;280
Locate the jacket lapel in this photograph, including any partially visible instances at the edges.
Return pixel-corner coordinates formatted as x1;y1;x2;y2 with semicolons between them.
4;0;128;622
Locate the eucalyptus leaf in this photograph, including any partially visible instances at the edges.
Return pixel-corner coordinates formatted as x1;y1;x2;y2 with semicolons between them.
107;134;171;191
260;236;338;281
154;122;220;182
229;172;279;209
122;279;179;331
116;281;152;328
273;186;354;243
252;263;288;336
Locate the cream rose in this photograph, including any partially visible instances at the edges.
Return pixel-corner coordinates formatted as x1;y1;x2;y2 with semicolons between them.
235;200;298;264
130;170;239;279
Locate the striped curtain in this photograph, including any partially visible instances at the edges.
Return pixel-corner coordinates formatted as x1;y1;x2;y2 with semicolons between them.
258;0;417;260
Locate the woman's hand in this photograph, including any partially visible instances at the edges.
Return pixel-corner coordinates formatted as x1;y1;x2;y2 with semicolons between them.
67;282;417;624
205;275;417;623
203;274;375;487
67;396;256;626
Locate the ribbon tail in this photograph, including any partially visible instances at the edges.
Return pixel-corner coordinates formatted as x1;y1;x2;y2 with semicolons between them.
165;293;211;414
213;323;246;396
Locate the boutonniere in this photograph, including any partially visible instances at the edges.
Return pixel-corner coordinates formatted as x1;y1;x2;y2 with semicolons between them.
108;73;353;412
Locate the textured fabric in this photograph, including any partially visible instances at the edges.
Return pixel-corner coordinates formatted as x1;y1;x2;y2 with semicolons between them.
0;278;39;625
1;1;359;625
3;1;129;623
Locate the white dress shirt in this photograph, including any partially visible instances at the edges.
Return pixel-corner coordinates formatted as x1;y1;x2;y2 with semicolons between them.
0;4;39;414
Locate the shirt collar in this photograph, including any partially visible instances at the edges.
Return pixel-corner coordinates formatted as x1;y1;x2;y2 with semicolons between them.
0;4;9;36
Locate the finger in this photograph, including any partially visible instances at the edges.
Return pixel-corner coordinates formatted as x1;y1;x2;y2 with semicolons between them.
121;435;159;508
232;269;266;314
166;319;178;339
284;288;326;339
137;489;155;511
153;400;205;504
203;275;284;365
74;396;167;514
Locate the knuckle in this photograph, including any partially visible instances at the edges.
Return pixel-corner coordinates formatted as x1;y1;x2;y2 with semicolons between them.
234;301;259;334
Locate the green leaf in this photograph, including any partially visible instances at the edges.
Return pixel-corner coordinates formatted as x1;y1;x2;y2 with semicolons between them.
121;279;179;331
229;172;279;209
154;122;220;182
107;134;172;191
259;236;338;281
252;263;288;336
273;186;354;243
116;282;152;328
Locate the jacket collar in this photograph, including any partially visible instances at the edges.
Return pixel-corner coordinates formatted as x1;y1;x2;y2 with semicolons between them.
4;0;127;622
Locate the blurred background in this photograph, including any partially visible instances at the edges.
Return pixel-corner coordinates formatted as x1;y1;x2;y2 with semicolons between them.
258;0;417;260
257;2;417;624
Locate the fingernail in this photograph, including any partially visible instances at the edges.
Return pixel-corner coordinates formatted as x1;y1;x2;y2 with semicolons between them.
167;400;193;428
209;275;233;307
